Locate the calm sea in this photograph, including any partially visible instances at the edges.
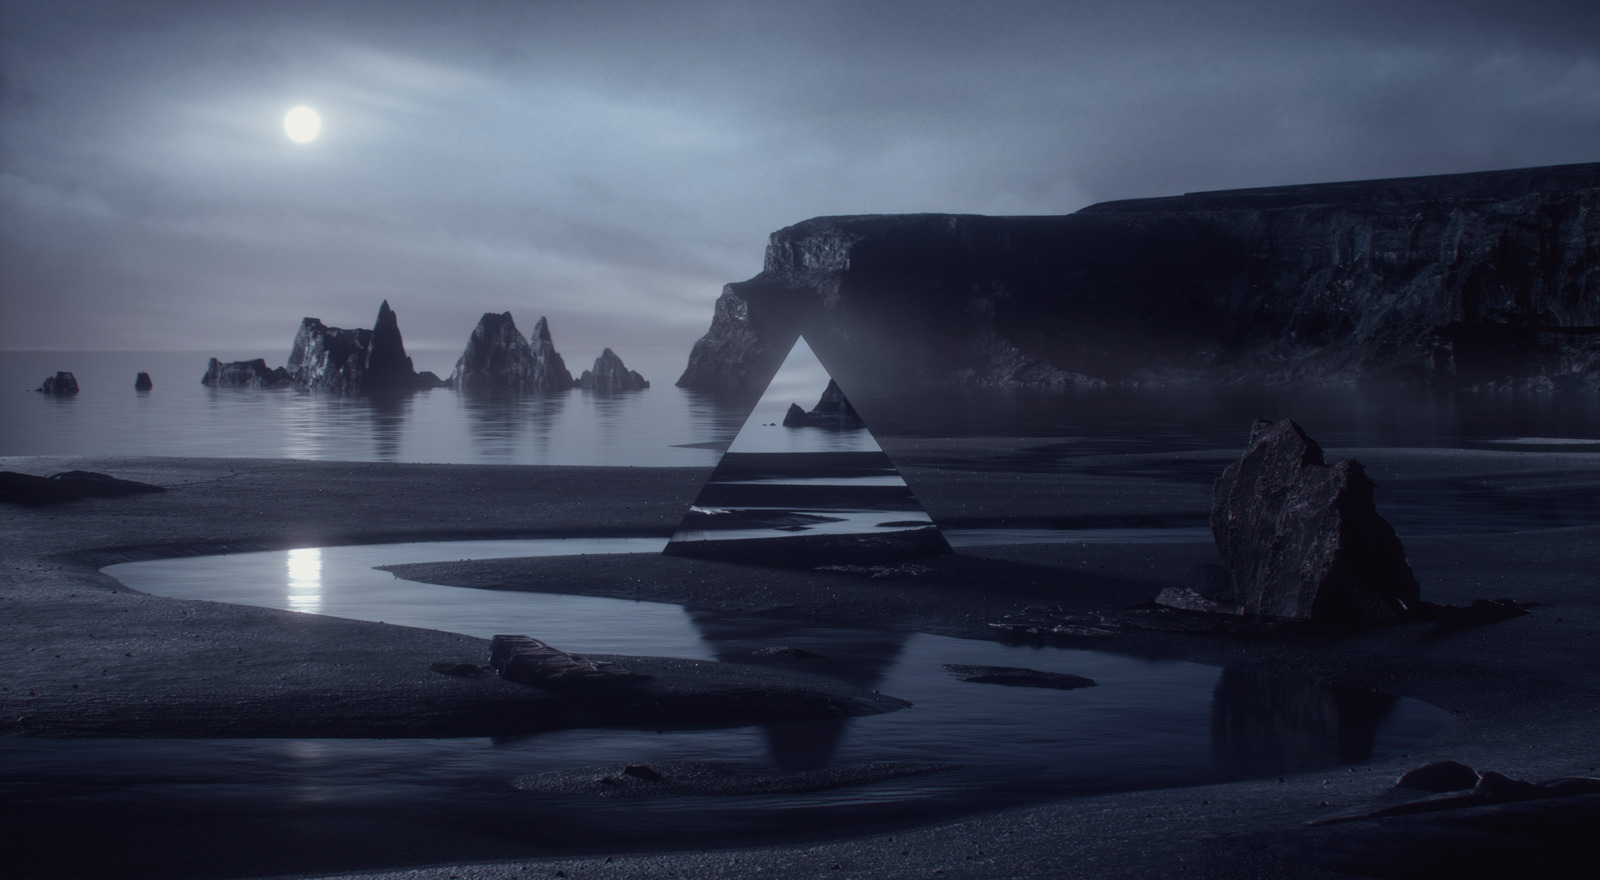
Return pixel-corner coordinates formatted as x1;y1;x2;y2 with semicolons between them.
3;349;1598;466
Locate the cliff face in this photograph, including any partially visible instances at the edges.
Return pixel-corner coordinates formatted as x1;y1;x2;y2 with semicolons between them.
677;162;1600;392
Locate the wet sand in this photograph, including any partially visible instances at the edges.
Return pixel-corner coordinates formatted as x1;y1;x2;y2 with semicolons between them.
2;442;1598;878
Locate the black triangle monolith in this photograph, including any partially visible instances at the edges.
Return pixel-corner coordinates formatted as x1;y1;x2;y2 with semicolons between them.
664;336;950;567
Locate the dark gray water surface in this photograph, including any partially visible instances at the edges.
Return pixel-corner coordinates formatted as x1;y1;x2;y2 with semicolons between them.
5;351;1598;466
0;540;1448;879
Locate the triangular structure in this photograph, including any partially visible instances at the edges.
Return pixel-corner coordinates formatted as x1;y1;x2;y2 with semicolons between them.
664;337;950;567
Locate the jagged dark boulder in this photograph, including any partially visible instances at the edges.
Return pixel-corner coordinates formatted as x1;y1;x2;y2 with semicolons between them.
1210;419;1420;623
678;162;1600;392
361;300;424;391
578;348;649;391
450;313;574;392
286;317;372;392
36;372;79;395
782;379;865;429
134;372;153;391
201;358;293;388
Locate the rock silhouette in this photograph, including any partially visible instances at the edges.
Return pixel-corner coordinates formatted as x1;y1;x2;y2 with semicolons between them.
35;372;78;395
578;348;649;391
450;313;574;392
1210;419;1420;623
678;162;1600;393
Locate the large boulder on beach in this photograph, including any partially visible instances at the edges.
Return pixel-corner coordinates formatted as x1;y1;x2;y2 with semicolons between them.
201;358;293;388
578;348;649;391
1210;419;1420;623
782;379;865;429
35;372;79;395
450;313;574;392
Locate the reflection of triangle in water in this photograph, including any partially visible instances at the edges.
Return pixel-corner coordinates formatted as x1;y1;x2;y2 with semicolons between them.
664;336;950;567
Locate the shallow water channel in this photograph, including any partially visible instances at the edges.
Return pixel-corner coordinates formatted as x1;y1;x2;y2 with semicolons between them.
8;538;1447;878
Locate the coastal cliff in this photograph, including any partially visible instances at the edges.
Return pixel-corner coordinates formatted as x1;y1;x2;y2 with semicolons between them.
677;162;1600;392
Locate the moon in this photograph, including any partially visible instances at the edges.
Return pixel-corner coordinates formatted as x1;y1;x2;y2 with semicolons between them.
284;106;321;143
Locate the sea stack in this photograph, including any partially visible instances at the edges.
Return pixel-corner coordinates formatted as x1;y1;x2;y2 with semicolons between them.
134;372;153;391
201;358;293;388
782;379;864;429
450;313;574;392
36;372;79;395
362;300;423;391
578;348;649;391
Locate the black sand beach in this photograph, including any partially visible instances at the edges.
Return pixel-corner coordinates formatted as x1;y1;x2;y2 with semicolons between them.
2;440;1598;879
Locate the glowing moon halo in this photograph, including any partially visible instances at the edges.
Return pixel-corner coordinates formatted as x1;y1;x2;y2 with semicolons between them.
284;106;322;143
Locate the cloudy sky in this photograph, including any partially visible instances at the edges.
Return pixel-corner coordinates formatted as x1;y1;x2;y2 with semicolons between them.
3;0;1597;365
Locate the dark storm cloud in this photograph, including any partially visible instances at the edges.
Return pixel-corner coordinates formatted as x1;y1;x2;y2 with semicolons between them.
1;0;1597;353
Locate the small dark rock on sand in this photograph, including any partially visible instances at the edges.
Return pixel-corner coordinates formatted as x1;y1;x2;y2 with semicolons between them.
488;634;649;691
943;664;1096;690
0;470;165;505
515;761;962;798
1396;760;1480;793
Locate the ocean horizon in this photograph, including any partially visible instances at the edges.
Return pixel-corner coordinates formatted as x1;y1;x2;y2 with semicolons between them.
5;348;1599;469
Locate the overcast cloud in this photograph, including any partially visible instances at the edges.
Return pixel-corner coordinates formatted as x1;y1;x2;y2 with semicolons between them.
2;0;1597;361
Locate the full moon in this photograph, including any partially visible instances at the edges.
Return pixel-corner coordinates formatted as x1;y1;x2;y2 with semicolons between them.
284;106;321;143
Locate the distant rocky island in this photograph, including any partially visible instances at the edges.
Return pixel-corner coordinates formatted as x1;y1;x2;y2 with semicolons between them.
677;162;1600;393
202;302;647;394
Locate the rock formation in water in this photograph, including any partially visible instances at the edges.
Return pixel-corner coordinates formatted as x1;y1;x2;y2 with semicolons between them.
134;372;153;391
450;313;574;392
678;162;1600;392
286;317;370;392
781;379;865;429
35;372;79;395
211;301;440;393
361;300;429;391
1209;419;1420;623
578;348;650;391
201;358;293;388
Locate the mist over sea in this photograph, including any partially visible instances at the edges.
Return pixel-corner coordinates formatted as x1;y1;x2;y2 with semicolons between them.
4;349;1599;467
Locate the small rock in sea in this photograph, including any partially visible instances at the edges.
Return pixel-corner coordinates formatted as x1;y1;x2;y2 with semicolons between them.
942;664;1096;690
782;379;865;429
578;348;649;391
134;372;153;391
36;372;79;395
1395;760;1478;792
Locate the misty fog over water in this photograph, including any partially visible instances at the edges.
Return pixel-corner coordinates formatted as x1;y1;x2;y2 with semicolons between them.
4;349;1599;467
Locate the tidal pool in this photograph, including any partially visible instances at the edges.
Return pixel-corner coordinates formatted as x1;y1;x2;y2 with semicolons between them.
1;539;1450;879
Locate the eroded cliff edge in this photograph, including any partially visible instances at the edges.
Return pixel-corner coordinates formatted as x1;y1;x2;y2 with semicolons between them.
678;162;1600;392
